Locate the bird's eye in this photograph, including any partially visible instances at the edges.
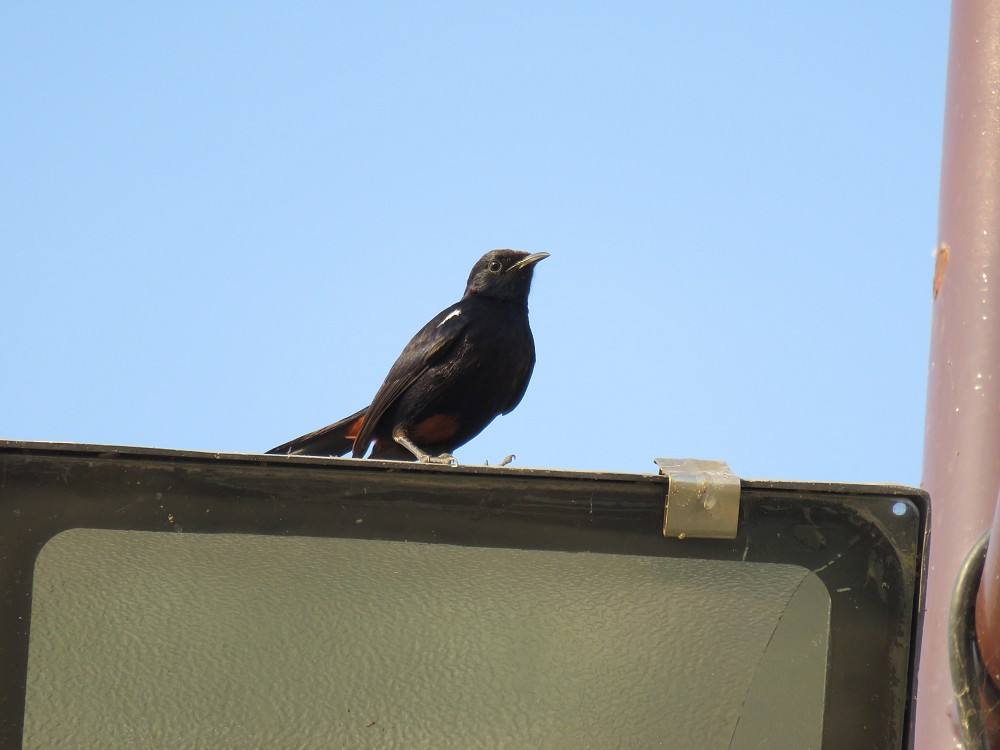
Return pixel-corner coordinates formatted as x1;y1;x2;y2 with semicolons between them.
488;260;503;274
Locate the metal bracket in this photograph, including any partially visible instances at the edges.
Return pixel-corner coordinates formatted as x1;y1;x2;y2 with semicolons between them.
654;458;741;540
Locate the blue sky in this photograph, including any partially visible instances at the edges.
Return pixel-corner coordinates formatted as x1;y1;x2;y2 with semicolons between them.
2;3;950;484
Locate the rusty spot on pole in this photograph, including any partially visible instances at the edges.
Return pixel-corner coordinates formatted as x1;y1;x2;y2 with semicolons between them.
933;243;950;299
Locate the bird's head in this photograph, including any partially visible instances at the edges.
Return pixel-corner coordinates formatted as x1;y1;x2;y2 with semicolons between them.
463;249;550;302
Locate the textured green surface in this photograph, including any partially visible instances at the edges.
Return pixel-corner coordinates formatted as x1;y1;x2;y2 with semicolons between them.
25;529;830;749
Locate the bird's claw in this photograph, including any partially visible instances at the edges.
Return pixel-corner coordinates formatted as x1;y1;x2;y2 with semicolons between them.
483;454;516;467
420;453;458;466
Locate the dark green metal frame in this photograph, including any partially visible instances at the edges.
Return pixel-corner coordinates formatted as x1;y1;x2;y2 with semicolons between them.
0;441;929;749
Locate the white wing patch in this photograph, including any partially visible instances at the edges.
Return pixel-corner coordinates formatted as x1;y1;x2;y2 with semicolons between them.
437;309;462;327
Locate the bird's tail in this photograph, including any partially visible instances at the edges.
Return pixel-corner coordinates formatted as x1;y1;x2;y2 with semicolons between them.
266;408;367;457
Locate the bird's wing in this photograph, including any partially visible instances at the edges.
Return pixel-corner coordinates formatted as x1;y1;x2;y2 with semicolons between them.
352;304;469;455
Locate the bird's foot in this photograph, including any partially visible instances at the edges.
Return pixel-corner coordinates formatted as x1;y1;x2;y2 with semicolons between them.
483;454;516;467
393;427;457;465
419;453;458;466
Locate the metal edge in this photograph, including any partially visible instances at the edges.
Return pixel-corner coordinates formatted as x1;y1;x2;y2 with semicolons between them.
0;441;929;502
0;439;666;485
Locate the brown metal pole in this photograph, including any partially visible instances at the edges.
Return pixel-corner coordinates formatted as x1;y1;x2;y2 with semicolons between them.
984;514;1000;681
918;0;1000;746
977;505;1000;740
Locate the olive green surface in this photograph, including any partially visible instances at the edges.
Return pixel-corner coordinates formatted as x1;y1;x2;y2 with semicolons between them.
24;529;830;749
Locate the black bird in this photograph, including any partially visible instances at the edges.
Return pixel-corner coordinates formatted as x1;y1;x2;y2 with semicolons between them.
268;249;549;463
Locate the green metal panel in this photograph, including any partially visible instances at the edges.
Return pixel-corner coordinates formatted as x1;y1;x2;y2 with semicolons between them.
0;441;927;749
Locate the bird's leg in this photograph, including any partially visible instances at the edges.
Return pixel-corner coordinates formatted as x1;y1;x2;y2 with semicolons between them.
483;454;516;467
392;427;458;466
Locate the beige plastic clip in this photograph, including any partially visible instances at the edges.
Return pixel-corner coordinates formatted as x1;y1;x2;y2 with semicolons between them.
655;458;741;540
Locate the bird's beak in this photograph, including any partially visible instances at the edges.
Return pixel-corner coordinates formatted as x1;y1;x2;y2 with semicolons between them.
508;252;550;272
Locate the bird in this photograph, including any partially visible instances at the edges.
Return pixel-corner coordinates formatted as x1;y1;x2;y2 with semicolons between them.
267;249;549;464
